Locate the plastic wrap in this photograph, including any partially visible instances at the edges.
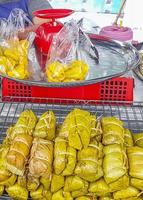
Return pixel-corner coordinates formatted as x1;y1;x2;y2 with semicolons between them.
0;9;41;81
45;20;98;83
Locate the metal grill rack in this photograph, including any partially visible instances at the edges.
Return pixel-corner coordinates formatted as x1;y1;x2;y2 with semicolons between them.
0;98;143;199
1;98;143;141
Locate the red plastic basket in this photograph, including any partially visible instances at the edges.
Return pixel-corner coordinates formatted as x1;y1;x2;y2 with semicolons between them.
2;77;134;102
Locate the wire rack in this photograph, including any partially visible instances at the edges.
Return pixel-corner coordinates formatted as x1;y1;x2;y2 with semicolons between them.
1;98;143;142
0;98;143;199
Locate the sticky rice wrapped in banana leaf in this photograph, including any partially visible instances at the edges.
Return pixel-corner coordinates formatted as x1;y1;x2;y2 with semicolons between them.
6;183;28;200
113;186;139;199
99;197;113;200
64;176;86;192
76;196;97;200
92;121;103;142
40;176;51;190
101;117;124;145
64;192;73;200
124;129;134;147
133;133;143;148
11;110;37;138
109;174;129;192
75;139;103;182
33;111;56;140
51;174;64;193
72;180;89;198
59;109;94;150
0;186;4;196
131;178;143;190
30;185;51;200
127;146;143;179
89;178;110;196
0;142;12;184
6;133;33;176
52;189;65;200
103;144;127;184
27;175;40;191
18;174;27;189
62;146;76;176
29;138;53;179
54;137;67;175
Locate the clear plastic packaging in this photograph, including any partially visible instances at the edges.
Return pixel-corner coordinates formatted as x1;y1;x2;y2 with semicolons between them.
0;9;42;81
45;20;98;82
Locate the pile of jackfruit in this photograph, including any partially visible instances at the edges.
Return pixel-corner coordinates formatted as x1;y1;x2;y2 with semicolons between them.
0;108;143;200
0;39;30;79
46;60;89;82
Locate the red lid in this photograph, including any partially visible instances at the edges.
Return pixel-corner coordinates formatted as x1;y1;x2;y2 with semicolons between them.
33;9;74;19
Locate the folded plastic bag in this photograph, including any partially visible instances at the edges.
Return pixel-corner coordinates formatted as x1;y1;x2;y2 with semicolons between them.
45;20;98;83
127;146;143;179
0;9;42;81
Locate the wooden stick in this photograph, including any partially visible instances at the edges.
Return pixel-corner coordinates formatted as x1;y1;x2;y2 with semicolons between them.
114;0;127;25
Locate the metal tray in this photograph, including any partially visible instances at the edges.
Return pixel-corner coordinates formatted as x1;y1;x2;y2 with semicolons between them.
0;37;140;88
1;99;143;199
133;65;143;82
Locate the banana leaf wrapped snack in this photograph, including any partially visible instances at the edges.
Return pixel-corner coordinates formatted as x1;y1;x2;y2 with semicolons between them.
64;176;88;197
133;133;143;148
29;138;53;180
131;178;143;190
75;139;103;182
6;133;33;176
124;129;134;147
89;178;110;197
30;184;51;199
103;144;127;184
76;196;97;200
101;117;124;145
53;136;77;176
11;110;37;138
59;109;96;150
127;146;143;179
51;174;64;193
6;183;28;200
113;186;140;199
33;111;56;140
